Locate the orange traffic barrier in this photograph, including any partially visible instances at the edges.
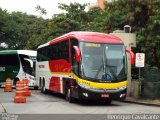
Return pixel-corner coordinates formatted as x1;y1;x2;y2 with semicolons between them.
14;81;26;103
4;78;12;92
23;78;31;96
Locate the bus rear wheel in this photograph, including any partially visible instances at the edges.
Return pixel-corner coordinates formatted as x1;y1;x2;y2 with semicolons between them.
41;83;48;94
66;86;74;103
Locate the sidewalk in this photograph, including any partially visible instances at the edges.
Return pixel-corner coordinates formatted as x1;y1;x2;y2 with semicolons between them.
124;97;160;107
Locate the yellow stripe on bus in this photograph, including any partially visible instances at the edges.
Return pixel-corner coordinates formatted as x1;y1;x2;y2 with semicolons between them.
74;75;127;89
50;72;127;89
51;72;73;76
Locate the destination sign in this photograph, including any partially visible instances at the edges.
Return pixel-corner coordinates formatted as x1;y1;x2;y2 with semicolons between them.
85;43;101;47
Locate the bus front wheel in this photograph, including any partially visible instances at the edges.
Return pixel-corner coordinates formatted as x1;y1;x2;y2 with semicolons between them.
66;86;74;103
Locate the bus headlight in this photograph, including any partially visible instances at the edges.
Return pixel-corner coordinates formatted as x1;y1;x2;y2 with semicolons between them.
79;83;92;89
82;93;88;97
120;93;126;98
119;86;127;90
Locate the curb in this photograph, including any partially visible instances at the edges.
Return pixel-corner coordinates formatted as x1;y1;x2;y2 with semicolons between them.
123;99;160;107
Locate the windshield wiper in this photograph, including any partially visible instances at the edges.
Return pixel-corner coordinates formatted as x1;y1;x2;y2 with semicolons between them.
105;46;118;81
108;66;118;81
94;59;103;79
81;63;85;76
95;45;106;79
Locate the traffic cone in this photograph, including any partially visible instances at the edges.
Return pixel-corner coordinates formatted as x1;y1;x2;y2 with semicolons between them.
14;81;26;103
23;79;31;96
4;78;12;92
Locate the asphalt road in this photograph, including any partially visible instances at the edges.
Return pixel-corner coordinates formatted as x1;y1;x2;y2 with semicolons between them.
0;88;160;114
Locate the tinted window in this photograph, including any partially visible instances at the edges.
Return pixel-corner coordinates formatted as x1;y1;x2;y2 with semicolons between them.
0;54;19;66
37;47;50;61
37;40;69;62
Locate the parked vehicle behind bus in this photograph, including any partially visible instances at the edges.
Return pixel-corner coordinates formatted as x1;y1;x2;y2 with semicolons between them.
0;50;38;89
36;31;134;103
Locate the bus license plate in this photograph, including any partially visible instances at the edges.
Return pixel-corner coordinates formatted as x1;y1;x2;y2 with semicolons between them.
101;94;109;98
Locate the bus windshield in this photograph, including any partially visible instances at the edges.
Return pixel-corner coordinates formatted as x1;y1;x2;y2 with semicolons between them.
80;42;127;82
19;54;35;76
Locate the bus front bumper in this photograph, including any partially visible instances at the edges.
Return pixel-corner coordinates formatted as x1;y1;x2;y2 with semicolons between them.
78;85;127;100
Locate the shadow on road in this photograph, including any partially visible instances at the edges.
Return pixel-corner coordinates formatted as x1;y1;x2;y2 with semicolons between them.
39;89;122;107
0;87;122;106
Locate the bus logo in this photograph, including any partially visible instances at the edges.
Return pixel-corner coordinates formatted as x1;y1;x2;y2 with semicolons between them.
0;67;5;72
39;65;45;68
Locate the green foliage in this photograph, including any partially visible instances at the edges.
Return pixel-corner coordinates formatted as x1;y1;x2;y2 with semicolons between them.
45;2;90;40
35;5;47;15
0;1;160;68
0;9;48;50
100;0;160;69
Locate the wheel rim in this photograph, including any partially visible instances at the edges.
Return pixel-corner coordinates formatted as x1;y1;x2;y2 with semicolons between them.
67;88;70;101
43;85;45;92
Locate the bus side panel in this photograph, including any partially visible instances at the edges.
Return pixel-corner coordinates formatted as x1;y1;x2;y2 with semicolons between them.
36;61;51;89
70;78;80;99
48;59;72;94
49;76;61;93
49;60;72;73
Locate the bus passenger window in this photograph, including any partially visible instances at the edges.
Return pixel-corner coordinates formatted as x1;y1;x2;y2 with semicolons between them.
70;38;78;75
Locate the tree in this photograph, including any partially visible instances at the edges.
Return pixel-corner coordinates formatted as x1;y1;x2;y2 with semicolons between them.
94;0;160;69
25;17;49;49
44;2;90;41
0;9;47;50
35;5;47;15
0;8;9;49
0;1;160;69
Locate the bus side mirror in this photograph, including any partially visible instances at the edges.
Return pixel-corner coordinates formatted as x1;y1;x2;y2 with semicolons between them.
24;58;33;68
126;49;135;65
73;46;81;62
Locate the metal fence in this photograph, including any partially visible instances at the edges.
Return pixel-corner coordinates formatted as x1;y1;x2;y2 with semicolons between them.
141;81;160;99
142;67;160;82
132;66;160;99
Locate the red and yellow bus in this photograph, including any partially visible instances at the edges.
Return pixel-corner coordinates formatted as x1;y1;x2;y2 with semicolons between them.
36;31;134;103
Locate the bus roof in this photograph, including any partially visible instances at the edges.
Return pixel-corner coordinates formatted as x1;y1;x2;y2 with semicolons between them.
0;50;37;56
38;31;123;49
